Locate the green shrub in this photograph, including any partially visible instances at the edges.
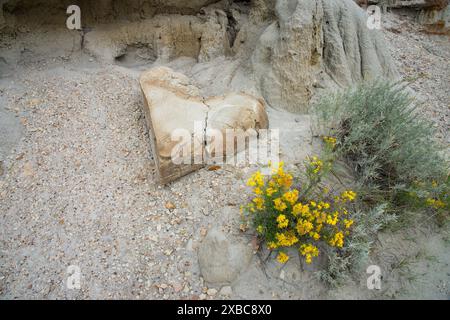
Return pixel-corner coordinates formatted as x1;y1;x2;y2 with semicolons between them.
313;80;448;219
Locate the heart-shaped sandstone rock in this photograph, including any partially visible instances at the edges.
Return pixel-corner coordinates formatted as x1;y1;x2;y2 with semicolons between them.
139;67;268;184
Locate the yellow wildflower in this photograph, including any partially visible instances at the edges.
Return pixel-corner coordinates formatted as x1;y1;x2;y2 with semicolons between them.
344;219;354;229
309;156;323;174
292;202;310;217
323;136;337;147
326;212;339;226
341;190;356;202
256;225;264;234
254;187;263;195
252;197;265;210
276;232;299;246
276;214;289;228
266;187;277;197
299;244;319;264
319;201;330;209
247;171;264;188
276;252;290;264
329;232;344;248
276;161;285;176
309;231;321;240
274;198;287;211
267;241;278;249
296;219;314;236
282;189;299;205
426;198;445;209
315;223;323;233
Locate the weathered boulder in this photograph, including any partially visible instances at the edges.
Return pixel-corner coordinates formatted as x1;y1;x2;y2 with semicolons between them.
198;227;253;285
139;66;268;184
140;66;207;184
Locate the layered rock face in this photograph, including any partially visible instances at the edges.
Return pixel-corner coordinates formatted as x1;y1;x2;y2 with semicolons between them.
139;67;268;184
0;0;402;183
0;0;218;24
1;0;399;114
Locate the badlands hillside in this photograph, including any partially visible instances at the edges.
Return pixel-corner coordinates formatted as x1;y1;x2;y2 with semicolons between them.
0;0;449;299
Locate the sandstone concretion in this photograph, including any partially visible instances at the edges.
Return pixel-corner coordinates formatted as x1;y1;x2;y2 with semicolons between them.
139;66;268;184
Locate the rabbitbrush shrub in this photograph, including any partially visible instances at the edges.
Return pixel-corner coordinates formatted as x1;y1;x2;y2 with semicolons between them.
241;150;358;266
313;80;448;221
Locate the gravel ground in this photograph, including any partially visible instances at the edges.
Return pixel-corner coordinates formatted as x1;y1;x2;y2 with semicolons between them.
383;11;450;145
0;59;248;299
0;11;449;299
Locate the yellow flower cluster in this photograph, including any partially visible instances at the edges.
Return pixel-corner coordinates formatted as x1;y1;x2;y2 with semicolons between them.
426;198;445;209
283;190;299;205
253;197;264;210
343;219;354;229
292;202;310;216
323;136;337;148
266;187;277;197
309;156;323;174
247;171;264;188
341;190;357;202
328;231;344;248
276;214;289;228
243;161;357;265
275;231;299;247
296;219;313;236
274;198;287;211
276;252;290;264
272;162;293;189
300;244;319;264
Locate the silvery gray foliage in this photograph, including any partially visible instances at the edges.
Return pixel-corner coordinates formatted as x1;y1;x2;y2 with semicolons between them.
317;204;395;287
313;80;447;204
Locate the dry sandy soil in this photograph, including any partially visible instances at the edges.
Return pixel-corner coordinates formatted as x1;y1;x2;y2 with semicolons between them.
0;11;449;299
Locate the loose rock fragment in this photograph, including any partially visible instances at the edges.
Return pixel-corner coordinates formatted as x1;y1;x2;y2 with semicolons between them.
198;228;253;285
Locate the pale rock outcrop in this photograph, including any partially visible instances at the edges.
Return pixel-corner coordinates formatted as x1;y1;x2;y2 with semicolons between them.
84;8;231;63
322;0;398;86
139;66;268;184
1;0;400;115
252;0;324;113
252;0;399;113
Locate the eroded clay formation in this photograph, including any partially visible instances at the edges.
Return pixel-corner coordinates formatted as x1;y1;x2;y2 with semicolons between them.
0;0;413;182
